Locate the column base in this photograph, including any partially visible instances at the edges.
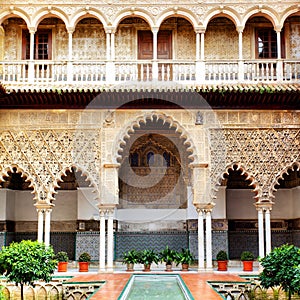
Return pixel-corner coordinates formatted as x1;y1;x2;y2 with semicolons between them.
205;267;214;272
197;267;206;273
106;267;114;273
98;266;106;273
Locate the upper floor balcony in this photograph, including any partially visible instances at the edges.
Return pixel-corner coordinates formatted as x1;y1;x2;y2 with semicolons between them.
0;4;299;90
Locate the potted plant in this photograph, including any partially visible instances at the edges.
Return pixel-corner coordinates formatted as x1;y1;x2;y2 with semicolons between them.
78;252;91;272
138;249;159;272
216;250;228;271
159;246;177;272
175;248;195;271
55;251;69;272
122;249;139;272
241;251;255;271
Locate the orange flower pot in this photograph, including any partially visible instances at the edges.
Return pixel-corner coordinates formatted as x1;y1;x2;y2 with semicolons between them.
242;261;253;271
217;260;228;271
79;262;89;272
57;262;68;272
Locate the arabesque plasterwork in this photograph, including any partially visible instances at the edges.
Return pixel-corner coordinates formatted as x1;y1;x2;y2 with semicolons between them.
0;109;299;206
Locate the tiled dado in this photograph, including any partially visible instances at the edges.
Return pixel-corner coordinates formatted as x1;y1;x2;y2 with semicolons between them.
0;232;5;249
115;231;188;259
189;231;228;260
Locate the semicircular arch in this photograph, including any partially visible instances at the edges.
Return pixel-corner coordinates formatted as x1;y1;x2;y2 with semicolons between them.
0;9;31;28
279;6;300;28
70;8;108;29
156;8;199;29
242;7;279;28
203;8;242;28
32;7;69;29
112;9;154;28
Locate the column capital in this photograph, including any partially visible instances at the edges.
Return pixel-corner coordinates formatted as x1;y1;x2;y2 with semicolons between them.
274;25;283;33
66;27;75;34
28;27;36;34
97;204;116;215
255;201;274;211
189;162;209;168
236;26;244;33
151;27;159;34
103;163;120;168
195;202;215;213
34;201;54;211
194;27;206;34
104;26;116;34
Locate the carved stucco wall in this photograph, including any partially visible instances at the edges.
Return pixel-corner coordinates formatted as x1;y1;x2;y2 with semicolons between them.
0;110;299;206
55;24;68;60
2;19;21;60
115;26;135;60
205;19;239;60
290;23;300;59
72;23;106;60
176;23;196;59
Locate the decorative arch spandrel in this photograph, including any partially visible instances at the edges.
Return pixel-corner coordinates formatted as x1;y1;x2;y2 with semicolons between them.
210;128;300;202
0;128;101;203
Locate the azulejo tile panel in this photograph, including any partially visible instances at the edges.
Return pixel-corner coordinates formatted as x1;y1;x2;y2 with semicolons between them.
50;232;76;260
76;232;101;261
0;232;5;248
115;231;188;259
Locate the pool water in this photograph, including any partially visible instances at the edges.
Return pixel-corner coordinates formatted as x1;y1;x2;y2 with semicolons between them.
118;274;194;300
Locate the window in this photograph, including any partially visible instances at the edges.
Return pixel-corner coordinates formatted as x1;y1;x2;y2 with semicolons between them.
147;151;155;166
256;28;285;59
163;152;171;167
22;29;52;60
130;152;139;167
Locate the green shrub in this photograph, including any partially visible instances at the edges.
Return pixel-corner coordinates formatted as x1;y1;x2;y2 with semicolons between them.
259;244;300;300
216;250;228;261
241;251;255;261
78;252;91;262
55;251;69;262
0;240;57;300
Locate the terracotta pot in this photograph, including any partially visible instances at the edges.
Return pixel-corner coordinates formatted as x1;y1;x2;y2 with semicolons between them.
126;263;134;272
143;264;151;272
57;262;68;272
181;263;189;271
79;262;89;272
165;263;173;272
217;260;228;271
242;261;253;271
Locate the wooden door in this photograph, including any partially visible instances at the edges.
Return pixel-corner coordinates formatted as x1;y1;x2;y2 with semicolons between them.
138;30;172;80
138;30;172;59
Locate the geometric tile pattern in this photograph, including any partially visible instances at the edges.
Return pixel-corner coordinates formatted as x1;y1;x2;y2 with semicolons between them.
212;231;228;260
50;232;76;260
189;231;228;260
292;230;300;247
228;231;259;259
75;232;100;261
115;231;188;259
0;232;5;249
272;230;293;248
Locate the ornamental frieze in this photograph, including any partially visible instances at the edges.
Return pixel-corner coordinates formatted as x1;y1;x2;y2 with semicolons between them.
0;3;296;29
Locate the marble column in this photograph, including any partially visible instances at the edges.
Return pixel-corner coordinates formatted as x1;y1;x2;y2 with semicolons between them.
99;208;106;272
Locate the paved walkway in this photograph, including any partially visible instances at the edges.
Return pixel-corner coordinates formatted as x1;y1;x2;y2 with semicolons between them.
64;268;256;299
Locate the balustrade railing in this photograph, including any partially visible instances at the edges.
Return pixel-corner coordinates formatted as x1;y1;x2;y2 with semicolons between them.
1;59;300;88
